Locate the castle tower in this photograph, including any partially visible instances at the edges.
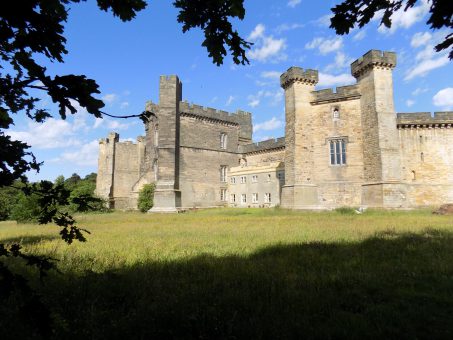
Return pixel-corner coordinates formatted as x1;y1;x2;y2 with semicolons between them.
351;50;406;207
149;75;182;212
96;132;118;208
279;67;319;209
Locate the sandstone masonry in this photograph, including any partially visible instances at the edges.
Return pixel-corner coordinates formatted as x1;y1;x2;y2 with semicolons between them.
96;50;453;211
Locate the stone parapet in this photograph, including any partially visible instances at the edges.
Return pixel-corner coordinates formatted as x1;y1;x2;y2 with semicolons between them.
397;112;453;128
351;50;396;78
280;67;318;89
239;137;285;154
145;100;159;114
311;84;361;104
179;101;251;125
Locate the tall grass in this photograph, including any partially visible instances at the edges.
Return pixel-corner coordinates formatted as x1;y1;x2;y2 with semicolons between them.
1;208;453;338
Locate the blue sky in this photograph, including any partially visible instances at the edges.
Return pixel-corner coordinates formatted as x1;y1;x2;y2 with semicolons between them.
8;0;453;181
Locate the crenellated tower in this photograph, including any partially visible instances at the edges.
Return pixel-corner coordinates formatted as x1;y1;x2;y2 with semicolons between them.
150;75;182;212
352;50;406;207
280;67;319;209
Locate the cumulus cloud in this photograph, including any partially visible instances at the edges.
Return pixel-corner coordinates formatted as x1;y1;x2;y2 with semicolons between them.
433;88;453;110
378;0;429;34
318;72;355;87
248;89;284;108
248;24;287;62
8;118;81;149
325;52;354;72
353;30;367;41
51;140;99;167
405;30;450;81
120;101;129;109
314;14;332;28
287;0;301;8
253;117;283;132
102;93;118;104
305;37;343;55
406;99;415;107
261;71;281;80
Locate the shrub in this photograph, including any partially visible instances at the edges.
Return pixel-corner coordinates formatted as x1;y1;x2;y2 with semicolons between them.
334;207;357;215
138;183;155;212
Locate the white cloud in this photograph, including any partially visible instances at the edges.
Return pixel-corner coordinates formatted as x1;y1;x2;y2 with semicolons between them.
405;30;450;81
274;23;304;34
405;55;449;80
253;117;283;132
248;24;265;40
325;52;353;72
92;117;137;130
318;72;355;87
353;30;367;41
378;0;429;34
7;116;85;149
305;37;343;55
433;88;453;110
248;89;283;108
287;0;301;8
411;32;432;48
315;14;332;27
248;24;287;62
226;95;235;106
406;99;415;107
120;101;129;109
51;140;99;167
261;71;281;80
102;93;117;104
412;87;428;96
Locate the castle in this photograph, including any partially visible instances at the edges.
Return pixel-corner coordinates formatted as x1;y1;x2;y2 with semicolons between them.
96;50;453;211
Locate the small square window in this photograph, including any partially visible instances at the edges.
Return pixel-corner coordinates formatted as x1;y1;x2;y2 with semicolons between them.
252;175;258;183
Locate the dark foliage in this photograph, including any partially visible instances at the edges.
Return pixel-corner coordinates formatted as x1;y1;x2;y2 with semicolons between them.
330;0;453;59
138;183;155;212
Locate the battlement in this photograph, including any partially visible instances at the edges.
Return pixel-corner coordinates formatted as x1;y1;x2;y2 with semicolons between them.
145;100;159;114
239;137;285;154
311;84;360;104
351;50;396;78
99;132;119;144
397;112;453;128
280;67;319;89
179;101;251;125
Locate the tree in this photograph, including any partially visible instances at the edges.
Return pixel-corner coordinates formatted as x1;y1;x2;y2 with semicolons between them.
0;1;249;335
138;183;156;212
330;0;453;59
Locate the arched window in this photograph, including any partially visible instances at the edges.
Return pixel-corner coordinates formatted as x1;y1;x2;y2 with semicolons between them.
411;170;416;181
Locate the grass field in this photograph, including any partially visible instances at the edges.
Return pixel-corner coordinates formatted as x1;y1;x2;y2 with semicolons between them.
1;208;453;339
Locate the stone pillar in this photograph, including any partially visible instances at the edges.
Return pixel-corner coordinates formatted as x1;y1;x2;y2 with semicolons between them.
352;50;406;207
149;75;182;212
279;67;319;209
96;132;119;208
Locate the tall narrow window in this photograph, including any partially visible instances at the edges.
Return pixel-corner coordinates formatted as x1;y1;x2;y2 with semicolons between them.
220;189;227;201
252;193;258;203
220;166;227;182
154;124;159;146
329;139;347;165
241;194;247;204
220;133;228;149
421;152;424;162
230;194;236;203
264;193;271;203
333;108;340;119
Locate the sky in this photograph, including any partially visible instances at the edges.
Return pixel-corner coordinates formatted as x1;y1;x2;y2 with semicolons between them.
7;0;453;182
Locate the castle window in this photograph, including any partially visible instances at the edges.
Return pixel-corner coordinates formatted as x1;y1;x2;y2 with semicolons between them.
264;193;271;203
230;176;236;184
252;193;258;203
252;175;258;183
220;133;228;149
154;124;159;146
330;139;347;165
267;174;271;182
411;170;416;181
240;176;247;184
220;189;227;201
241;194;247;204
220;166;227;182
230;194;236;203
333;108;340;119
420;152;424;162
277;171;285;181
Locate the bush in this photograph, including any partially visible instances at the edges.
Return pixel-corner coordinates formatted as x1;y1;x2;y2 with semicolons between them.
10;191;42;223
334;207;358;215
138;183;155;212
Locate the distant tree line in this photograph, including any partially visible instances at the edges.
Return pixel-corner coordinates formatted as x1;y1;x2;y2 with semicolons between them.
0;173;107;222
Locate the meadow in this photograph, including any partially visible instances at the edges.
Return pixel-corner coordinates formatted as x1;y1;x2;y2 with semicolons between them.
1;208;453;339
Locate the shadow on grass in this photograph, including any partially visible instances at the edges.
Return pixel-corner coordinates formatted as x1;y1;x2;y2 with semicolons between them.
3;229;453;339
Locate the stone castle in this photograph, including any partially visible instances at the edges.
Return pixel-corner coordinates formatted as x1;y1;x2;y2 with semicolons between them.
96;50;453;211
